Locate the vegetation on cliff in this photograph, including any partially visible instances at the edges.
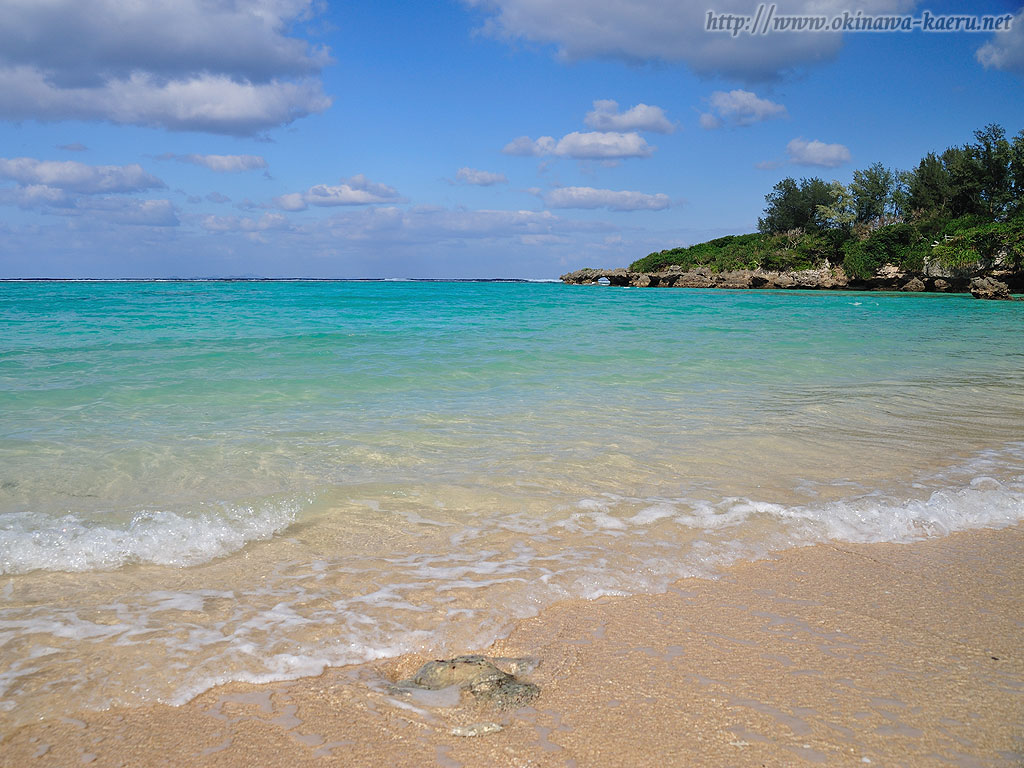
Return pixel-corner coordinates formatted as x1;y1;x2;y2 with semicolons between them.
631;124;1024;280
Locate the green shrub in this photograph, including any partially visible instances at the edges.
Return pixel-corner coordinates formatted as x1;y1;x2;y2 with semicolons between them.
841;223;930;279
932;216;1024;270
629;231;839;273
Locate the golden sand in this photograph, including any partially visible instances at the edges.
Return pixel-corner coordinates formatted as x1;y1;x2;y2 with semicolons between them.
3;526;1022;767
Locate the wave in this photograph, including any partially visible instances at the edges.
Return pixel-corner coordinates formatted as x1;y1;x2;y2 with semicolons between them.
0;495;307;574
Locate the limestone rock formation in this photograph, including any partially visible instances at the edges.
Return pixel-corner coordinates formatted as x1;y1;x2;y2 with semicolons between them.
560;266;849;290
561;263;1020;295
969;277;1014;300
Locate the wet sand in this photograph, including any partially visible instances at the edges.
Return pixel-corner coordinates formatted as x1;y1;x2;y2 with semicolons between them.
3;525;1022;767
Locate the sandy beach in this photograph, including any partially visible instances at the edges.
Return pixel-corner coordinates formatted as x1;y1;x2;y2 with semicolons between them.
4;523;1021;767
3;0;1023;763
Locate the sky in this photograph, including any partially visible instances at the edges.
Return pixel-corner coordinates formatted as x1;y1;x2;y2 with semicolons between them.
0;0;1022;279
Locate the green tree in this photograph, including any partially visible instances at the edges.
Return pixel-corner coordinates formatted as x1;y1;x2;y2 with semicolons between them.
849;162;900;225
943;145;984;218
815;180;856;232
758;177;834;234
758;177;800;233
907;152;951;217
971;123;1014;219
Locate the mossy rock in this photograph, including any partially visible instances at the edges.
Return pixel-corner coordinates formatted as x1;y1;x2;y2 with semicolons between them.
398;654;540;711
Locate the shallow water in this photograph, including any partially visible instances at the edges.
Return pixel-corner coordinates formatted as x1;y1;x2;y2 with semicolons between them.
1;281;1022;728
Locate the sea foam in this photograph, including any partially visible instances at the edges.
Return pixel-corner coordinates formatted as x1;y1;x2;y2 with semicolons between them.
0;456;1021;730
0;496;305;574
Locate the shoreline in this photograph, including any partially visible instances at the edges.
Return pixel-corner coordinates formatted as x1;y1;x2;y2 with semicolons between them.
559;266;1024;296
4;524;1022;767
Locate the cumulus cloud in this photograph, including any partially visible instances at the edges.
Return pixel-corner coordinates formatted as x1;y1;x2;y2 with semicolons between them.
503;131;654;159
466;0;917;81
1;184;75;208
0;0;329;83
0;156;177;225
976;9;1024;75
0;157;164;194
754;159;784;171
206;192;232;204
700;90;787;129
0;68;331;135
584;100;675;133
556;131;654;158
0;0;332;134
456;167;508;185
274;174;403;211
503;136;555;156
786;137;851;167
162;153;268;173
542;186;671;211
0;185;178;225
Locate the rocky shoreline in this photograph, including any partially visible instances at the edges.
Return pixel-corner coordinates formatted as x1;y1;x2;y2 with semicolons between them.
560;264;1021;299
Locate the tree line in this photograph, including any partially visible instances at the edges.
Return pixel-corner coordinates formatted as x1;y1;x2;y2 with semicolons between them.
633;124;1024;278
760;124;1023;234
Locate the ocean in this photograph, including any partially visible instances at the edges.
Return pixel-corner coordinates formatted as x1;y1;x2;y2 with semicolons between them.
1;280;1022;730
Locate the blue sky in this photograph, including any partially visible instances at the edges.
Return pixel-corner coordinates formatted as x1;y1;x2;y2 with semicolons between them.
0;0;1022;278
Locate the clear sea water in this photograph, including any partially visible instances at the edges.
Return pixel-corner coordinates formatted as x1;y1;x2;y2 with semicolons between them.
1;280;1022;729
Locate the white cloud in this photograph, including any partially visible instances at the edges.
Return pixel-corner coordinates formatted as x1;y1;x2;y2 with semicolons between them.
456;167;509;185
82;198;179;227
0;0;332;134
503;136;555;156
556;131;654;158
304;183;379;206
0;68;331;135
274;192;308;212
0;0;328;82
0;156;178;226
163;154;268;173
976;9;1024;75
698;113;722;130
466;0;917;81
0;157;164;193
503;131;654;159
754;159;784;171
58;143;87;152
273;174;403;211
703;90;787;128
584;100;675;133
786;137;851;167
0;184;178;225
543;186;671;211
1;184;74;208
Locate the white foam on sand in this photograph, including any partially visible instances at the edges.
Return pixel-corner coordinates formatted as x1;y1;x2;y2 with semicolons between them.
0;495;307;574
1;445;1023;728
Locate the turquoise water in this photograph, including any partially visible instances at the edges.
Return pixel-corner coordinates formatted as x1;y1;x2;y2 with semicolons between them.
1;281;1023;726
